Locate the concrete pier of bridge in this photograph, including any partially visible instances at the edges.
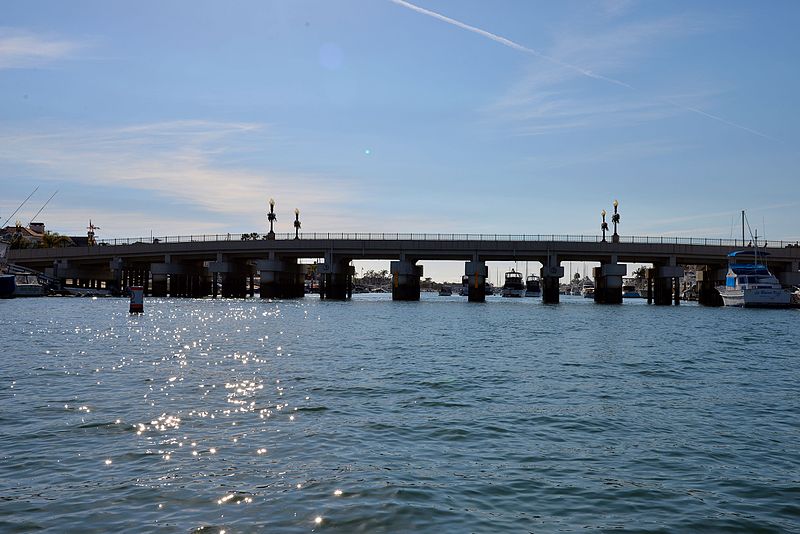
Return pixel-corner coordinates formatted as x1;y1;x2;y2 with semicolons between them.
540;257;564;304
696;267;725;306
47;258;121;294
593;262;627;304
465;260;487;302
647;263;684;305
256;257;305;299
391;258;423;301
150;257;210;298
778;261;800;287
319;255;354;300
208;255;253;298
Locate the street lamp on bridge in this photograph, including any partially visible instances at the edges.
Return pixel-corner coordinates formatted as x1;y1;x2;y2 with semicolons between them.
294;208;301;240
601;210;608;242
611;199;620;243
267;198;277;240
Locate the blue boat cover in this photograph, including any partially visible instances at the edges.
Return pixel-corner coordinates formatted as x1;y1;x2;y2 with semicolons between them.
728;250;770;257
729;264;770;275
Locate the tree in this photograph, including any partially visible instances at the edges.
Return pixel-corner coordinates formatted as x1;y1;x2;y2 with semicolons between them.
39;231;73;248
9;232;31;249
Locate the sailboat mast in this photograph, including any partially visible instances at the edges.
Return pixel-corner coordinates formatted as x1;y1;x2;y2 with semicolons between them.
1;186;40;228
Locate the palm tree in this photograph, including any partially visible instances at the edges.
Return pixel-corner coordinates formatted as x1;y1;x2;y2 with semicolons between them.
39;231;73;248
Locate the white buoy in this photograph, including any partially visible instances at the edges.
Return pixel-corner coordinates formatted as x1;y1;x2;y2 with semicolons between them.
129;286;144;313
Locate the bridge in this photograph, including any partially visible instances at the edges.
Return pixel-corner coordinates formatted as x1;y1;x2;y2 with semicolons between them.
8;232;800;305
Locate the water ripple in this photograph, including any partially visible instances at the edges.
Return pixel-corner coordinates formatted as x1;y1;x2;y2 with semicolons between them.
0;295;797;532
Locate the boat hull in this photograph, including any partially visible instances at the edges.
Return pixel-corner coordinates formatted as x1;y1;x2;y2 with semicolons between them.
524;290;541;298
501;288;525;298
14;283;46;297
718;288;791;308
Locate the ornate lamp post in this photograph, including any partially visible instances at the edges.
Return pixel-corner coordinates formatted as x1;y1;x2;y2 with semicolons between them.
267;198;277;240
601;210;608;243
294;208;301;239
611;199;620;243
87;219;100;246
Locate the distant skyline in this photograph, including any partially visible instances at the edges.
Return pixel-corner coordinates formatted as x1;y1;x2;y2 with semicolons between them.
2;1;799;270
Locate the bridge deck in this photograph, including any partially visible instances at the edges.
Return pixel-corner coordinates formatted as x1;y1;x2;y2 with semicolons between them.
9;234;800;270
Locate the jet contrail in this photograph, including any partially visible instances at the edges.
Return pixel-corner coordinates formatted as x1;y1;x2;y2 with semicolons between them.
389;0;632;88
390;0;776;141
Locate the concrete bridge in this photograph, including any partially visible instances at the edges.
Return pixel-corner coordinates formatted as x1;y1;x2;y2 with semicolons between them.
8;232;800;305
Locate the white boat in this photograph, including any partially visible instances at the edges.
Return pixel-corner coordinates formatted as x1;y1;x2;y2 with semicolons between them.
622;280;642;298
716;250;791;308
525;275;541;297
501;270;525;298
459;275;469;296
581;279;595;298
13;274;46;297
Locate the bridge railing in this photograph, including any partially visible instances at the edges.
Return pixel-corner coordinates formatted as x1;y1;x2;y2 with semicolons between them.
94;233;800;248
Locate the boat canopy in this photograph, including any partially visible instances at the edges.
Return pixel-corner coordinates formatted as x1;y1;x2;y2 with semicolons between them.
729;264;771;276
728;250;771;257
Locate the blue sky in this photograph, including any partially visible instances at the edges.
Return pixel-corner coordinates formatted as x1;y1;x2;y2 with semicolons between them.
1;0;799;280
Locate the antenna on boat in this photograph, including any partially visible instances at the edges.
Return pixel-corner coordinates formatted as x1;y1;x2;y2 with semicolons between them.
1;186;39;228
741;210;745;247
28;190;58;225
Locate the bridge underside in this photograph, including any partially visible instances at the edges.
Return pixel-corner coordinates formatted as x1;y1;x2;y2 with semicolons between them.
9;237;799;304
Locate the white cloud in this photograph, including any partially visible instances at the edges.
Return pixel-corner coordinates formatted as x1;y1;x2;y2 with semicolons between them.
0;28;83;69
0;120;361;235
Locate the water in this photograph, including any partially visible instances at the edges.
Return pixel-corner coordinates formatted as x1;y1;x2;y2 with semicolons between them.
1;294;798;533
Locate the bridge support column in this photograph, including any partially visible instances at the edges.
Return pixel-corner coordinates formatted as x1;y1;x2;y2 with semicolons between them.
778;260;800;288
109;258;123;296
47;259;118;295
697;267;724;306
222;273;247;298
390;259;422;301
319;257;353;300
256;259;305;299
594;263;626;304
464;261;487;302
208;257;253;299
649;265;684;305
151;274;168;297
540;261;564;304
151;259;208;298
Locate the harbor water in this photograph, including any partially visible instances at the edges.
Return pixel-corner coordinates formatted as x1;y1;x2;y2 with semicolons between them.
1;295;798;532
